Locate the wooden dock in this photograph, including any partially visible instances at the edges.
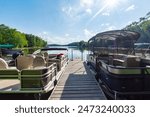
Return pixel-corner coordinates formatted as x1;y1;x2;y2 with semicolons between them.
49;59;106;100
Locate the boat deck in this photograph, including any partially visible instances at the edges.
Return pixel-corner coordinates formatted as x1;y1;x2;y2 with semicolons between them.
49;59;106;100
0;80;20;92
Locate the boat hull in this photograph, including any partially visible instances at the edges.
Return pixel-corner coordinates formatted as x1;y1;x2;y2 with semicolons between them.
98;62;150;99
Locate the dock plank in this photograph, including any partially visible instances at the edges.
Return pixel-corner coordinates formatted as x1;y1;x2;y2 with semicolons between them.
52;90;102;94
49;60;106;100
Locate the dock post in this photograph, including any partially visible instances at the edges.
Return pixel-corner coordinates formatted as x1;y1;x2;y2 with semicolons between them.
95;57;100;82
81;51;83;61
71;49;73;61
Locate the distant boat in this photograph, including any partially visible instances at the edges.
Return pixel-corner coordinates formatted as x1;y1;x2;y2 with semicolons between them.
0;44;22;56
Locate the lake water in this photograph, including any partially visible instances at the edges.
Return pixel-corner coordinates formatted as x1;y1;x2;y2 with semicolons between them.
67;47;89;61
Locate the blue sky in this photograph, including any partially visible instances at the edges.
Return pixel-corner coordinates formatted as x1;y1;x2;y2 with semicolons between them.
0;0;149;44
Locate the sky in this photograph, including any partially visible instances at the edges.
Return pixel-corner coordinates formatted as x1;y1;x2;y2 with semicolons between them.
0;0;149;44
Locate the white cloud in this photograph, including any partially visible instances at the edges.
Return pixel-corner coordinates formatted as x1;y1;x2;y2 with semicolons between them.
42;31;48;35
38;31;82;44
100;23;117;31
86;9;92;14
102;12;110;16
80;0;94;8
62;6;81;19
101;23;110;26
62;6;74;17
48;35;82;44
127;21;133;25
125;5;135;12
46;35;71;44
65;33;70;37
62;0;94;19
38;31;49;40
106;26;117;31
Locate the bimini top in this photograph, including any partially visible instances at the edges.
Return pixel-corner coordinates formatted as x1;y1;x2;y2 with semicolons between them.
0;44;14;49
88;30;140;48
41;47;68;51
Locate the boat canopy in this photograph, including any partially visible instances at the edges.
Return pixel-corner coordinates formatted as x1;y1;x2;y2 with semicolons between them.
41;47;68;51
0;44;14;48
88;30;140;48
89;30;140;42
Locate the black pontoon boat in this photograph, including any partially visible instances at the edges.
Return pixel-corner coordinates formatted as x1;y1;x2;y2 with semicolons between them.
87;30;150;99
0;44;22;56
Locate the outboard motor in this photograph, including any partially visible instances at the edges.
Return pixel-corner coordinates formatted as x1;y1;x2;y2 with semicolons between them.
10;51;23;66
12;52;21;60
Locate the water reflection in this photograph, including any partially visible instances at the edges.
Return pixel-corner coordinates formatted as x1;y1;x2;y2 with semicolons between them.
65;46;88;61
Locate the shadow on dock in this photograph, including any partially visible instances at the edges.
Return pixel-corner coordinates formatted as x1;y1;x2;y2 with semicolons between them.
49;60;106;100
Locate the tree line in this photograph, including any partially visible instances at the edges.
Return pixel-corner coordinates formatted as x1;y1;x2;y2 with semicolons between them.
0;24;47;48
67;40;88;49
124;11;150;43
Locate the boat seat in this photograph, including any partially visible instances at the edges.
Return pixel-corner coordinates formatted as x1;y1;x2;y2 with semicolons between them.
43;52;49;65
27;54;36;58
16;55;35;70
48;59;61;71
33;56;46;68
20;64;56;89
36;52;44;57
0;58;8;69
123;56;140;67
113;59;124;66
8;60;16;67
0;58;19;79
48;54;68;71
43;52;49;58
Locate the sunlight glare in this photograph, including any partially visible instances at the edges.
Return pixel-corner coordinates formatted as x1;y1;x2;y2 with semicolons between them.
103;0;120;9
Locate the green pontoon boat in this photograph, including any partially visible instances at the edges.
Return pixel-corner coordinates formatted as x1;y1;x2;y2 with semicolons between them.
0;47;68;99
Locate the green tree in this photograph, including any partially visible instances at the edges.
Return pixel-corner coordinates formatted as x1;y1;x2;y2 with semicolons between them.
0;24;47;48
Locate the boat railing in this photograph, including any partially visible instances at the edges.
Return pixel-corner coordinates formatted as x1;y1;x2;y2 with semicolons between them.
98;58;150;75
0;69;19;79
20;64;56;90
47;54;68;71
